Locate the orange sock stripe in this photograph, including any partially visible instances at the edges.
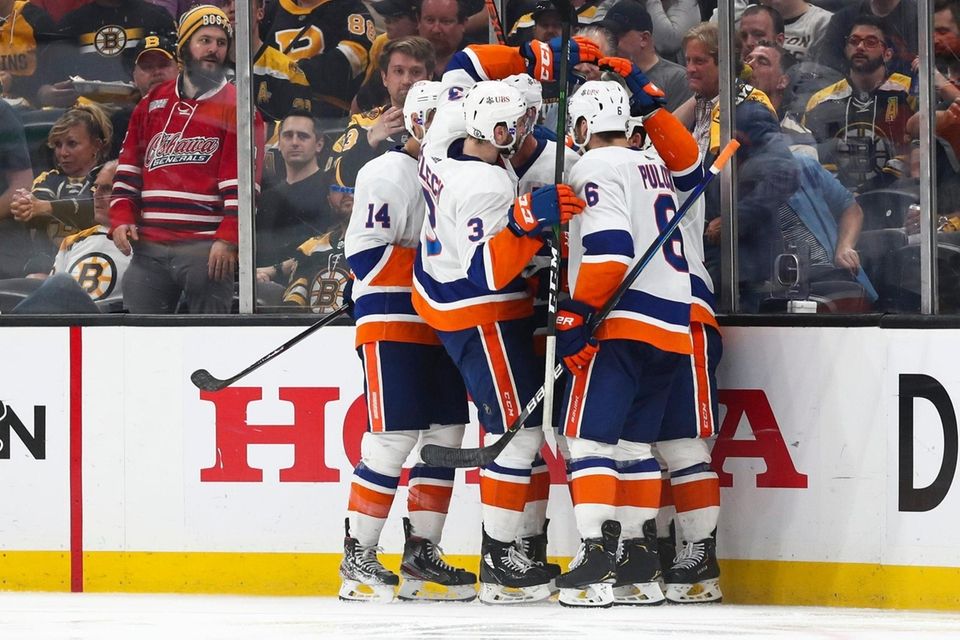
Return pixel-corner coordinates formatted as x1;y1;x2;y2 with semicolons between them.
347;483;395;519
408;483;453;513
570;473;618;506
691;323;714;438
616;477;661;508
479;324;520;427
659;477;674;508
362;343;385;432
672;477;721;513
480;475;529;512
528;470;550;502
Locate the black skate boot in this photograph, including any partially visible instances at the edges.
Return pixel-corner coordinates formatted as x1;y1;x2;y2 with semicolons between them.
555;519;620;608
398;517;477;602
339;518;399;602
657;521;677;577
614;519;665;605
664;533;722;604
478;528;553;605
520;518;562;582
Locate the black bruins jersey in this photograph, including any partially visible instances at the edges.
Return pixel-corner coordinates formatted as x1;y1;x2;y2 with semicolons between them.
282;226;351;314
43;0;175;84
258;0;375;118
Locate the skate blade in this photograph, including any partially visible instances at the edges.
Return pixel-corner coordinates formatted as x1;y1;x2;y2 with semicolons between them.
338;579;396;603
665;579;722;604
558;583;614;608
613;581;666;606
397;579;477;602
478;582;552;605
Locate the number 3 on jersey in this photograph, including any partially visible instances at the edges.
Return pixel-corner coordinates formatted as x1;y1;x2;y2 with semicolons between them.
365;203;390;229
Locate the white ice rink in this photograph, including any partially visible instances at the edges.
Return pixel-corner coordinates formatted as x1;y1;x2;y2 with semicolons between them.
2;593;960;639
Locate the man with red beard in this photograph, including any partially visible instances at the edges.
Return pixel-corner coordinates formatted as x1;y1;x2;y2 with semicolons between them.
110;4;265;313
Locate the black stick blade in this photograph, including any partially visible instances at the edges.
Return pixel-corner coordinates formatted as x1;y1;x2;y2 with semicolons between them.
190;369;227;392
420;429;519;469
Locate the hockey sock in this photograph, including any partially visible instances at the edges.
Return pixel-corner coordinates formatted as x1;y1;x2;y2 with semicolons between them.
670;462;720;542
407;463;455;542
347;462;400;547
567;437;618;539
518;454;550;538
655;466;677;538
481;427;542;542
614;457;661;539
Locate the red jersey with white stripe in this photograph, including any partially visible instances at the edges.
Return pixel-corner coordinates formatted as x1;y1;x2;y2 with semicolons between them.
345;147;439;347
110;77;264;245
567;144;695;355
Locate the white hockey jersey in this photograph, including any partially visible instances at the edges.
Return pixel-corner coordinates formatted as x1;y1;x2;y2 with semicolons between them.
567;144;699;355
53;225;131;305
345;147;438;347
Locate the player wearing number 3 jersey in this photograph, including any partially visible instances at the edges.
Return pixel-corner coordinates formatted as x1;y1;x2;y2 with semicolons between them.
413;80;585;604
341;80;476;603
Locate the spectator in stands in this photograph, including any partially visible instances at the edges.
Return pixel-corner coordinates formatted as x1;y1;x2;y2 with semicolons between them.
738;4;785;60
814;0;917;75
0;100;34;279
150;0;226;20
256;110;331;303
327;37;435;188
507;0;603;46
30;0;91;24
418;0;467;74
803;15;915;193
110;5;265;314
0;0;55;107
37;0;176;108
256;0;375;120
743;42;818;155
10;103;112;274
644;0;700;64
597;0;691;112
125;30;180;98
354;0;422;111
759;0;832;62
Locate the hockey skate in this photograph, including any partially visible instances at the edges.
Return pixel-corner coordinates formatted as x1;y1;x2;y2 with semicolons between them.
658;521;677;578
555;520;620;608
613;520;665;606
664;535;722;604
519;518;561;592
397;517;477;602
478;529;554;605
339;519;399;603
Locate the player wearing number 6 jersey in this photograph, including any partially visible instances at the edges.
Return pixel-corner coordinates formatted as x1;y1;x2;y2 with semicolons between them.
341;80;476;603
413;80;585;604
553;79;703;607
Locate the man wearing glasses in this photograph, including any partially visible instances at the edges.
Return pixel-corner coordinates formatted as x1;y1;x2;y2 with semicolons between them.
803;15;915;193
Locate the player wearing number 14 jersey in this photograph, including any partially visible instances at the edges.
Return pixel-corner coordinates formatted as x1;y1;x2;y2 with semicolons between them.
341;80;475;603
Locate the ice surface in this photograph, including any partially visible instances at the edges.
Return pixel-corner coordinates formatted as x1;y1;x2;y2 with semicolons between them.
1;593;959;639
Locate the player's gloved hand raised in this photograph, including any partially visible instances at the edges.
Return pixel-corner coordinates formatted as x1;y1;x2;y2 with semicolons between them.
598;56;666;117
555;298;599;375
522;35;602;83
507;184;585;237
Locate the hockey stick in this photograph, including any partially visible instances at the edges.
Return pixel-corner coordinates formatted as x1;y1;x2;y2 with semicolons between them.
539;0;576;442
190;305;350;392
484;0;506;44
421;139;740;468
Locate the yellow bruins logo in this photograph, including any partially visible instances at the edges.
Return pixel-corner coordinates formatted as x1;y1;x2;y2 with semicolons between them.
95;25;127;57
68;252;117;300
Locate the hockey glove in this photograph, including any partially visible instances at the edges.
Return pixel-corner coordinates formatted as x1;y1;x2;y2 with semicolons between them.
598;56;666;117
521;35;602;83
555;298;599;375
507;184;585;237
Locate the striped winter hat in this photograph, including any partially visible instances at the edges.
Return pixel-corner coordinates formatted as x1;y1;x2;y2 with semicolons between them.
177;4;232;57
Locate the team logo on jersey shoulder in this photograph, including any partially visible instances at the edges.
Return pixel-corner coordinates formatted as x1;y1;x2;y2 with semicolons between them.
95;25;128;57
149;98;168;111
68;252;117;300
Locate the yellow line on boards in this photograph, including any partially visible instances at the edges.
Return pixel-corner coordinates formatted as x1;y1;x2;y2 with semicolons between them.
3;551;959;611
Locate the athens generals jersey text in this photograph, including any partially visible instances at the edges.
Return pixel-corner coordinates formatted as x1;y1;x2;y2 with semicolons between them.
111;78;264;245
345;148;439;347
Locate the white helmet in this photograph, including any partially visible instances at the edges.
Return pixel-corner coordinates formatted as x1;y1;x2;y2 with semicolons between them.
567;80;630;148
503;73;543;117
403;80;443;141
461;80;528;153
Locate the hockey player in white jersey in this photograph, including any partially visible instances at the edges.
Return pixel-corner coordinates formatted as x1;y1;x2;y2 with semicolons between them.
340;80;477;603
602;56;725;604
413;80;586;604
552;77;704;607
